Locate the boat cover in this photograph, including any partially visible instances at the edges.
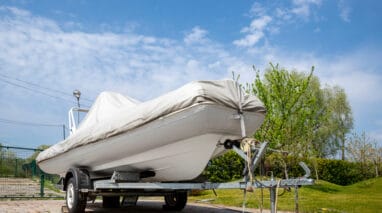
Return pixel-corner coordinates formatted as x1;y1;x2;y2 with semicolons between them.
36;80;266;163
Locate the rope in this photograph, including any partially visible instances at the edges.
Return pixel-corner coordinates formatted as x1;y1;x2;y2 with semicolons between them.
240;138;264;213
241;138;256;185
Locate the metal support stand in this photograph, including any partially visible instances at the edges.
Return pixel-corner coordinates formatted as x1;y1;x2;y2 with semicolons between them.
294;185;299;213
270;186;276;213
220;140;313;213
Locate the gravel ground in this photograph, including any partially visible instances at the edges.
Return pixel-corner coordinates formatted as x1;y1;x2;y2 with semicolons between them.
0;199;289;213
0;178;290;212
0;178;63;198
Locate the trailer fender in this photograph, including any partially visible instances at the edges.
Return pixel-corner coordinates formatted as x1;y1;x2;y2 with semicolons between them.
63;168;92;191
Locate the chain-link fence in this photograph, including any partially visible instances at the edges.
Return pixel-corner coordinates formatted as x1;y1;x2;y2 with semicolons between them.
0;145;63;198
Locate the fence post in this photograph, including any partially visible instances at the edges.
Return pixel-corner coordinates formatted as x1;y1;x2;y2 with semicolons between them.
40;174;45;197
32;160;36;177
15;158;18;177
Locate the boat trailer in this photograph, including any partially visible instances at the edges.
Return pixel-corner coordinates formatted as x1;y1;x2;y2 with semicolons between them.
62;140;314;213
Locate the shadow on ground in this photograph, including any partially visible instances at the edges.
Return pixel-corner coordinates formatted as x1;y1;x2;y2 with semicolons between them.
83;200;246;213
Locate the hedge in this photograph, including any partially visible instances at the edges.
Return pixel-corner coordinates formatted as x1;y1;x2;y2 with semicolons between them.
203;152;380;185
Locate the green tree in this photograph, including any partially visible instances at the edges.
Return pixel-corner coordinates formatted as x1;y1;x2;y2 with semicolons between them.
311;86;353;158
249;64;317;156
205;63;354;181
249;63;353;158
331;86;353;160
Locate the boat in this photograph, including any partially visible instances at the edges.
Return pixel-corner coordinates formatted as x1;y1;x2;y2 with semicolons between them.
36;80;266;182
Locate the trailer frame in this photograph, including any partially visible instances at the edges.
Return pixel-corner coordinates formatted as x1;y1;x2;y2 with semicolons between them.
61;141;314;213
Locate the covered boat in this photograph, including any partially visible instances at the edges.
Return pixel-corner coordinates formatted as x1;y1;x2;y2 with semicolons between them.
36;80;266;182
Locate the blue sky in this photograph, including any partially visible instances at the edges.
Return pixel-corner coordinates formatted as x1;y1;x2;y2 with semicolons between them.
0;0;381;149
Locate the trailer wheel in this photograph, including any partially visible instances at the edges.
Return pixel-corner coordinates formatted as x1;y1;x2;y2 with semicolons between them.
102;196;120;208
66;177;87;213
163;191;187;211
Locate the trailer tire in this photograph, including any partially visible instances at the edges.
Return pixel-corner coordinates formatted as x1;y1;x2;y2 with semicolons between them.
163;191;187;211
102;196;120;208
66;177;87;213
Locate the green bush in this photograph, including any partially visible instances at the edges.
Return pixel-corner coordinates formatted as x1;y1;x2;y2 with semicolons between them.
315;158;361;185
204;151;377;186
203;151;244;182
264;155;376;185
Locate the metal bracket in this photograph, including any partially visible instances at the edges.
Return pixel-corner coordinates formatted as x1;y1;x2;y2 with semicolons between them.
111;171;140;183
299;162;311;178
251;142;268;171
232;141;268;179
232;145;247;160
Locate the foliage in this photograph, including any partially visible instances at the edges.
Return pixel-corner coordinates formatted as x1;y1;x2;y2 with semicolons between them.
204;63;356;184
347;131;382;177
249;64;315;156
203;151;244;182
314;158;369;185
0;144;56;180
0;144;25;177
263;153;376;185
206;150;379;186
248;63;353;158
313;86;353;158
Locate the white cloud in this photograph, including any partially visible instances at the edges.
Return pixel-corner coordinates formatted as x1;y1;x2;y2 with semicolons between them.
234;0;323;48
0;7;250;146
0;6;30;16
338;0;351;22
0;8;231;101
249;2;267;17
0;4;380;148
245;16;272;32
233;31;265;47
275;8;293;21
184;26;208;45
291;0;322;18
233;15;272;47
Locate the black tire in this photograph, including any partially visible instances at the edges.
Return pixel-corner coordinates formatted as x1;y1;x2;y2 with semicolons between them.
163;191;188;211
102;196;120;208
66;177;87;213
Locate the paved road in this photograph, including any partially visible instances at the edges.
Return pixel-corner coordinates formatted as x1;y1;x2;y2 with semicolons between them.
0;200;282;213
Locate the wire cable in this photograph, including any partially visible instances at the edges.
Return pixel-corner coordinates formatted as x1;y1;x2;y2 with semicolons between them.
0;117;67;129
0;77;74;102
0;74;93;104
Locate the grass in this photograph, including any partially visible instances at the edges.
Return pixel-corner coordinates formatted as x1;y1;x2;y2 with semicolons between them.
188;177;382;213
43;180;62;194
30;177;60;193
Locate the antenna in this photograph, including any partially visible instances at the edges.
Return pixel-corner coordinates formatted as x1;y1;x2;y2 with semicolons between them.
73;89;81;125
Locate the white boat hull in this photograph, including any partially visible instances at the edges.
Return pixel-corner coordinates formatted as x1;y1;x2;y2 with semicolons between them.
38;104;264;181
